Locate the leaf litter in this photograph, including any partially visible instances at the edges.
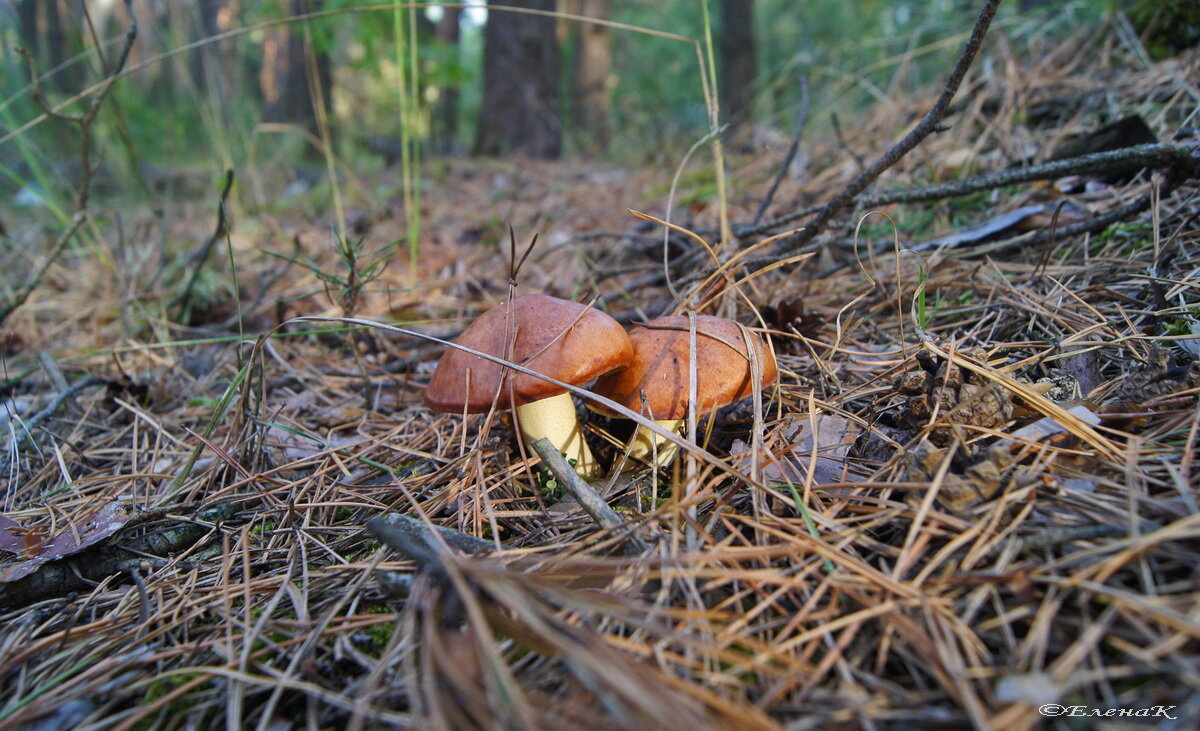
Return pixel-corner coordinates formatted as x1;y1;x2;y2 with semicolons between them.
0;19;1199;731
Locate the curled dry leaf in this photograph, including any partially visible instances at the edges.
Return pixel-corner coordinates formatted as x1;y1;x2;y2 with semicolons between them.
904;439;995;512
912;201;1090;252
0;502;128;583
1105;345;1194;405
0;514;24;554
732;414;860;486
998;404;1101;449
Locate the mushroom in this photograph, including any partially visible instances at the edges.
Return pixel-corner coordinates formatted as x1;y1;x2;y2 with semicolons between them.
591;314;778;467
425;294;633;477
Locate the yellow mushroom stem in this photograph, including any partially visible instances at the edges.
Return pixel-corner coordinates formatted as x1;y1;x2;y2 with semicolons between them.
514;392;599;478
628;419;684;467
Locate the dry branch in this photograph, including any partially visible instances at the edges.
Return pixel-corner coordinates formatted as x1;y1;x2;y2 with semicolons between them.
0;374;101;480
0;0;137;327
172;169;236;322
777;0;1002;253
745;141;1200;240
367;512;497;564
529;436;648;554
0;502;240;608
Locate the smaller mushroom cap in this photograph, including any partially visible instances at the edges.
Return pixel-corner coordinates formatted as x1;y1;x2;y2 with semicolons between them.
592;315;777;420
425;295;633;413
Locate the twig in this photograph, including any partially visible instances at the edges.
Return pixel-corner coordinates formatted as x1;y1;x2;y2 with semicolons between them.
751;75;809;227
830;111;866;173
127;565;150;632
856;143;1198;209
0;556;157;609
34;352;69;397
0;502;242;608
366;513;496;601
0;213;86;327
123;501;244;555
530;437;638;543
173;169;235;322
777;0;1002;254
734;141;1199;244
367;513;496;566
22;0;138;211
912;177;1180;257
0;375;102;480
1021;524;1129;550
0;1;137;327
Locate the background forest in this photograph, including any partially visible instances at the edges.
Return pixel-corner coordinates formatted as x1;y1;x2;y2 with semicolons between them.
4;1;1174;201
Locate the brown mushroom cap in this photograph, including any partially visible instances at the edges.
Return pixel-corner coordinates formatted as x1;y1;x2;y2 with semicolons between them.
425;294;633;413
591;315;777;420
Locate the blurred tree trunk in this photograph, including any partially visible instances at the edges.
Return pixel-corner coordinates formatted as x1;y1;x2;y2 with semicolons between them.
15;0;82;94
567;0;612;153
130;1;170;89
44;0;76;92
194;0;241;102
474;0;561;158
16;1;40;60
13;0;81;157
261;0;333;143
719;0;756;127
434;5;463;154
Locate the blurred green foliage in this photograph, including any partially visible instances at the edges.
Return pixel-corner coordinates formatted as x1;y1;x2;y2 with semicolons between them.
1123;0;1200;60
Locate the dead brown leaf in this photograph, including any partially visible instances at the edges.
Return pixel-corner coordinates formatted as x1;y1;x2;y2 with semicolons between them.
0;502;129;583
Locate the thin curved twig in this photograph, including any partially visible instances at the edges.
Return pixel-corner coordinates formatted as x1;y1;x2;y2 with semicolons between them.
777;0;1002;254
751;75;809;228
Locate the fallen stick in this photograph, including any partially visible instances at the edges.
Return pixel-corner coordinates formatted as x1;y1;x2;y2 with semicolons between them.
530;437;626;533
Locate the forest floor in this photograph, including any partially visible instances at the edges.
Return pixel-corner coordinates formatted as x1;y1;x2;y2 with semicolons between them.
1;22;1199;731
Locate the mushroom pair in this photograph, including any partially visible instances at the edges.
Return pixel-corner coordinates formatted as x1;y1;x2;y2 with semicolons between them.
591;314;779;467
425;295;777;476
